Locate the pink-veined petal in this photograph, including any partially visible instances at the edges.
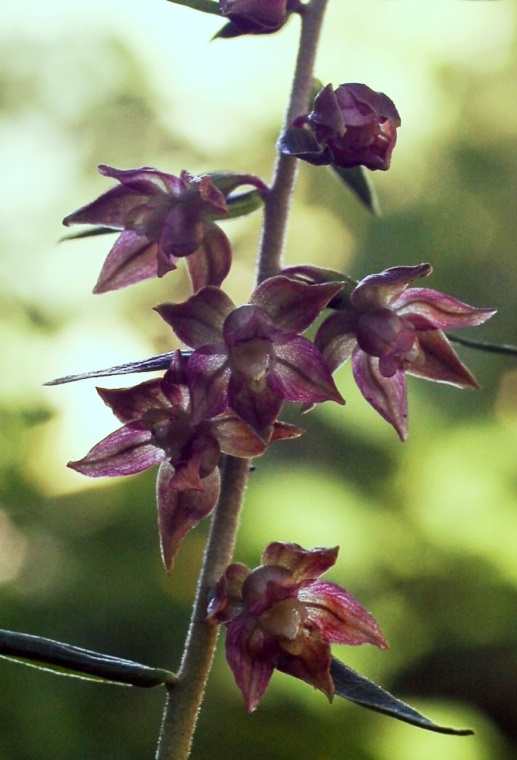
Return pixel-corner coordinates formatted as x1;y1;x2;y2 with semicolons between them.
63;184;149;229
68;422;165;477
274;629;334;701
188;346;231;422
93;231;165;294
210;415;269;457
157;463;220;571
227;375;282;441
225;618;275;713
394;288;496;330
407;331;480;389
298;580;388;648
250;277;343;333
185;222;232;291
351;264;431;311
156;287;234;348
352;349;408;440
262;542;338;581
271;337;345;405
96;379;169;423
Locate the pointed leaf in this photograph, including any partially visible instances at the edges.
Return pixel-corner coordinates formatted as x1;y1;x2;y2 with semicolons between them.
44;352;177;386
0;629;175;688
331;165;381;214
166;0;221;15
330;658;474;736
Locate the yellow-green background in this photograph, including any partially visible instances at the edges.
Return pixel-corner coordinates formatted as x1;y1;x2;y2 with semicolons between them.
1;1;516;758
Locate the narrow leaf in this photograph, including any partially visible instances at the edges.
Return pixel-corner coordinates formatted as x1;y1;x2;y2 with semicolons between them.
330;166;381;214
330;658;474;736
0;629;175;688
166;0;221;15
59;226;119;242
44;351;188;386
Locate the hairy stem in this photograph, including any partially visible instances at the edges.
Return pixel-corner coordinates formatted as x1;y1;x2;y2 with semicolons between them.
255;0;329;285
155;456;250;760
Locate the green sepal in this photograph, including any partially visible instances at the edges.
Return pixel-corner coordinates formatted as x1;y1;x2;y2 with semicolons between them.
166;0;221;16
223;190;264;219
330;165;381;215
0;629;176;688
331;658;474;736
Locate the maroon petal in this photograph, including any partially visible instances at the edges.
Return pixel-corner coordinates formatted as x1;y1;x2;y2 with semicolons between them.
96;379;169;423
157;463;220;571
185;222;232;292
63;184;149;229
210;415;269;457
99;164;185;196
299;580;388;648
68;422;165;477
394;288;497;330
314;311;358;374
270;420;305;442
352;349;408;440
351;264;432;311
93;231;165;294
250;277;343;333
262;542;338;581
158;205;204;260
188;347;231;422
206;562;250;623
271;337;345;405
228;375;283;441
156;287;234;348
407;331;480;389
225;617;275;713
274;630;334;701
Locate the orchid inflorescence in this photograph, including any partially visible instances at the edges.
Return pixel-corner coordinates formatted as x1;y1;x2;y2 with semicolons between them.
45;0;496;751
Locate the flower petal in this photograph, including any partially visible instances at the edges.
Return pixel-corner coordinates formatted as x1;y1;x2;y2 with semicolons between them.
407;331;480;389
271;337;345;405
185;222;232;291
93;231;165;294
63;184;149;229
96;379;170;423
262;542;338;581
157;463;220;571
314;311;358;374
298;580;388;648
225;618;275;713
352;349;408;440
394;288;497;330
210;415;269;457
188;346;231;422
228;375;283;441
274;629;334;701
68;422;165;477
250;276;343;333
155;287;234;348
351;264;432;311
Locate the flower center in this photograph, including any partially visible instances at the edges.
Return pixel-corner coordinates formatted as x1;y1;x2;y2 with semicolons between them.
259;598;307;643
356;308;418;377
229;338;272;386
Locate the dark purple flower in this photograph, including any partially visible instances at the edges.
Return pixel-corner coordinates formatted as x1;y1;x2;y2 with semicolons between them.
313;263;496;440
156;276;346;440
206;542;388;712
63;165;266;293
279;83;400;171
219;0;297;35
68;353;303;568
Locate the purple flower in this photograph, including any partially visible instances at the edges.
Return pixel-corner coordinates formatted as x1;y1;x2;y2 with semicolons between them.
206;542;388;712
313;263;496;440
63;165;266;293
68;353;303;568
279;83;400;172
156;276;346;440
219;0;296;35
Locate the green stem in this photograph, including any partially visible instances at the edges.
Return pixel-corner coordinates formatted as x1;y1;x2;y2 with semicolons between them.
155;456;250;760
255;0;329;285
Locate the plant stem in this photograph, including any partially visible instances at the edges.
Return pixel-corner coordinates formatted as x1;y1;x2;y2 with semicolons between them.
255;0;329;285
156;3;330;757
155;455;250;760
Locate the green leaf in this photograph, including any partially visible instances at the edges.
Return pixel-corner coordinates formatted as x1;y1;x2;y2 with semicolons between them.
330;165;381;215
0;629;176;688
166;0;221;16
224;190;264;219
331;659;474;736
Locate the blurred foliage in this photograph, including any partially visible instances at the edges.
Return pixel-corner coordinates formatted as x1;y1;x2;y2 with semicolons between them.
1;1;517;759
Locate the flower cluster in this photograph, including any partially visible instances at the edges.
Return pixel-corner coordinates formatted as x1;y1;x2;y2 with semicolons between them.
63;165;266;293
207;541;387;711
284;263;496;440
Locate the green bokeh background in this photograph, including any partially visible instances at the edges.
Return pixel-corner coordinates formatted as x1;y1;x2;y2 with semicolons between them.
1;1;517;758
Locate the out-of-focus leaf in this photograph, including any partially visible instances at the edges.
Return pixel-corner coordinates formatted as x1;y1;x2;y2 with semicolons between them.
330;165;381;215
330;658;474;736
0;629;175;688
